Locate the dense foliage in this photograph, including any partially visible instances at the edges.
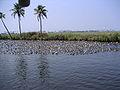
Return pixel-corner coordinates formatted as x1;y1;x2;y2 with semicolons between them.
0;32;120;42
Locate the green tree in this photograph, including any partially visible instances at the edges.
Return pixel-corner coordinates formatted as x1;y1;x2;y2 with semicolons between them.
0;12;12;39
34;5;47;34
11;3;25;37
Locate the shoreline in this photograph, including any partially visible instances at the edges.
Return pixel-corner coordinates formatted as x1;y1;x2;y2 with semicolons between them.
0;40;120;55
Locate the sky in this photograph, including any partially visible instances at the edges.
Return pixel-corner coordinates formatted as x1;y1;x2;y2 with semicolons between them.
0;0;120;33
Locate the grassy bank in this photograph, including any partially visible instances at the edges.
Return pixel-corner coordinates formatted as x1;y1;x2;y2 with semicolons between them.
0;31;120;42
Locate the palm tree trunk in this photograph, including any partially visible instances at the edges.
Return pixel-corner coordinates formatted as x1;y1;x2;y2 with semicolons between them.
1;19;12;39
18;16;22;37
39;16;42;34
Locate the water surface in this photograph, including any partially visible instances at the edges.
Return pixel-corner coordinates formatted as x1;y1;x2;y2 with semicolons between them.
0;52;120;90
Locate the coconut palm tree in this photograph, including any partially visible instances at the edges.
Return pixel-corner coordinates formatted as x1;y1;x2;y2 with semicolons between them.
11;3;25;37
34;5;47;34
0;12;12;39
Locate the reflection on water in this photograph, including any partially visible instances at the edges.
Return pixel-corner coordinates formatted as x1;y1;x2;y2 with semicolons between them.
0;52;120;90
37;55;49;83
16;55;27;80
15;55;28;90
14;55;49;90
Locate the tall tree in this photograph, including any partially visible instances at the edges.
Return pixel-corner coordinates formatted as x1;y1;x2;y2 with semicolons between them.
0;12;12;39
11;3;25;37
34;5;47;33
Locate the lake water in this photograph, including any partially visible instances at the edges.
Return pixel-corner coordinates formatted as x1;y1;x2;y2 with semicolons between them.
0;52;120;90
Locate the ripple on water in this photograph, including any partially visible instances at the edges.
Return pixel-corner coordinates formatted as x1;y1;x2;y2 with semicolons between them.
0;52;120;90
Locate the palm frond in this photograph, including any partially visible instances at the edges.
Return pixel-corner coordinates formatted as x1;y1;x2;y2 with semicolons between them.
20;9;25;17
3;14;5;19
41;14;44;19
42;12;47;19
11;12;16;18
37;15;40;21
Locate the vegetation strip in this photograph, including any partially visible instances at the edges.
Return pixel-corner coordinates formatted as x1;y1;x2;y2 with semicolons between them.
0;32;120;42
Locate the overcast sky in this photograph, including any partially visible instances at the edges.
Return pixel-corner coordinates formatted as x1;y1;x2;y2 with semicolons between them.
0;0;120;33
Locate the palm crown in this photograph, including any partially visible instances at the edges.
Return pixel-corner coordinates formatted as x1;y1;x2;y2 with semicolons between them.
11;3;25;18
0;12;5;19
34;5;47;21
